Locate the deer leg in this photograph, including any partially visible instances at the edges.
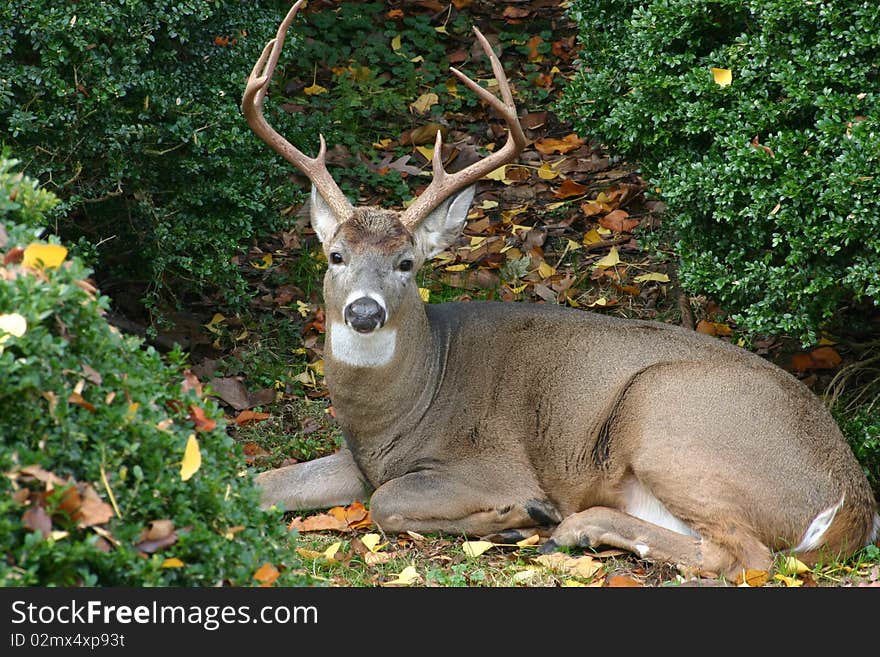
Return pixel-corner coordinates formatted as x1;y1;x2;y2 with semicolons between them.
255;448;371;511
540;506;770;579
369;471;562;536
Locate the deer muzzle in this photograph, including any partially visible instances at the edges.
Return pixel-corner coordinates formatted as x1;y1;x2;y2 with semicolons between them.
344;296;386;334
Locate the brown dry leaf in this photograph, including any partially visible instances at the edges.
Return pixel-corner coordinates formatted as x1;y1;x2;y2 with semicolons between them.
526;35;543;61
365;551;393;566
607;574;643;587
253;563;280;587
81;363;102;385
553;179;588;199
502;6;530;19
74;484;114;528
18;464;66;487
288;512;348;533
23;505;52;537
135;519;178;553
181;370;203;397
207;376;250;410
696;320;733;336
68;392;96;413
188;404;216;432
599;210;639;233
534;134;584;155
234;410;271;426
790;353;815;373
534;553;602;580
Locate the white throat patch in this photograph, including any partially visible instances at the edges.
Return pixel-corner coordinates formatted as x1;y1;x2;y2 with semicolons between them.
328;322;397;368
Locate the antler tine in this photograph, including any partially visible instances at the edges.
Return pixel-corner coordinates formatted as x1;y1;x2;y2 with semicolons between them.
399;26;527;230
242;0;353;221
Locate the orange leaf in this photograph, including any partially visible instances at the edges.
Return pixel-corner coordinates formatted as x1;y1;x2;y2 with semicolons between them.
598;210;639;233
189;405;216;432
534;133;584;155
809;346;842;369
791;353;815;373
696;320;733;336
234;410;271;426
68;392;96;413
607;575;643;587
553;179;588;199
253;563;280;587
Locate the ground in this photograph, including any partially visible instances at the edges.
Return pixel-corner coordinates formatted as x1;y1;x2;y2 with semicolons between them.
134;0;878;587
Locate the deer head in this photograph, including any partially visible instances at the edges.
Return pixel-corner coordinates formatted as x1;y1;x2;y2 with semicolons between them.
242;0;526;351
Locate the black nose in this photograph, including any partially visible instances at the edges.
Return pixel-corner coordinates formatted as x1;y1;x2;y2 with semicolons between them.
344;297;386;333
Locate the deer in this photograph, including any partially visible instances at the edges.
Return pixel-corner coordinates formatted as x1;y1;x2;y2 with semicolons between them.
243;1;879;580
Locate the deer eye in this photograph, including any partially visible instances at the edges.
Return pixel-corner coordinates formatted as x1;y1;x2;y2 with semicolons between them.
329;252;344;265
398;259;413;272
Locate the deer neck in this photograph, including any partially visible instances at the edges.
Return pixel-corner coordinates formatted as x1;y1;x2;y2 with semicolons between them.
324;291;437;443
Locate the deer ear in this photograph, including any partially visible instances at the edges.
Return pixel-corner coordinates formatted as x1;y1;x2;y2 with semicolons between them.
412;186;476;260
310;185;344;244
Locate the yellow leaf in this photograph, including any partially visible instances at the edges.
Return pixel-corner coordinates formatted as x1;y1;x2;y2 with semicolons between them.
180;434;201;482
480;200;499;210
712;67;732;87
537;162;559;180
0;313;27;337
391;34;402;51
515;534;541;548
323;541;341;561
361;533;386;553
483;165;508;182
588;297;609;307
418;287;431;303
562;579;587;587
509;283;528;294
409;55;424;63
296;300;311;318
304;82;328;96
513;569;538;583
537;261;556;279
307;359;324;377
780;556;811;575
445;263;468;272
594;246;621;269
565;239;583;251
633;272;670;283
773;573;803;587
161;557;185;569
50;530;70;541
295;547;325;561
415;145;434;161
582;229;603;245
251;254;273;269
383;565;420;586
204;313;226;333
409;92;438;114
462;540;494;558
435;25;448;34
372;138;392;149
596;226;612;236
736;569;769;587
23;243;67;269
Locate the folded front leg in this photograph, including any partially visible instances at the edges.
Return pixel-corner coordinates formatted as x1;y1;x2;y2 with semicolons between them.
369;470;562;536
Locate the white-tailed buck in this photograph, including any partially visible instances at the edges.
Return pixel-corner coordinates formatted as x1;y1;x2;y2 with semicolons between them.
244;1;878;579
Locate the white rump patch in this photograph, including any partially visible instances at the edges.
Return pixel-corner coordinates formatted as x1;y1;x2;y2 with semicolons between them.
621;477;700;539
633;542;650;557
870;513;880;546
328;322;397;368
794;494;845;553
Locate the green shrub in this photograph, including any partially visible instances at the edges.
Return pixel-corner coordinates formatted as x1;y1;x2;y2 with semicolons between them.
0;0;302;316
839;406;880;498
0;156;305;586
560;0;880;344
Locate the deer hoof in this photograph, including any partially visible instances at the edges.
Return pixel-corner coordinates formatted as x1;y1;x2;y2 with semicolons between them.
525;498;563;526
538;538;560;554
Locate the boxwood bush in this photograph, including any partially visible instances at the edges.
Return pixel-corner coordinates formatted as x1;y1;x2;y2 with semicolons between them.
560;0;880;344
0;156;304;586
0;0;302;317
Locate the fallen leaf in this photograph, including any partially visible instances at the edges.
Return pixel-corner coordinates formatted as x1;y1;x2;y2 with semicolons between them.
534;553;602;580
773;573;803;587
207;377;250;410
418;287;431;302
409;92;438;114
780;556;811;575
23;505;52;537
736;569;769;587
383;565;420;586
553;179;588;199
534;134;584;155
633;272;670;283
253;562;280;586
712;67;732;87
74;484;114;528
516;534;541;548
68;392;96;413
462;540;494;558
180;434;201;481
303;82;328;96
135;520;179;554
809;346;842;369
599;209;639;233
593;246;621;269
188;405;216;432
18;464;66;487
696;320;733;336
160;557;185;569
0;313;27;337
607;574;642;587
323;541;342;561
23;243;67;269
233;410;271;426
365;551;393;566
361;534;386;553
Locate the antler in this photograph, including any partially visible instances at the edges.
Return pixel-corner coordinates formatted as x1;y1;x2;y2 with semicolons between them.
242;0;353;221
399;27;527;230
